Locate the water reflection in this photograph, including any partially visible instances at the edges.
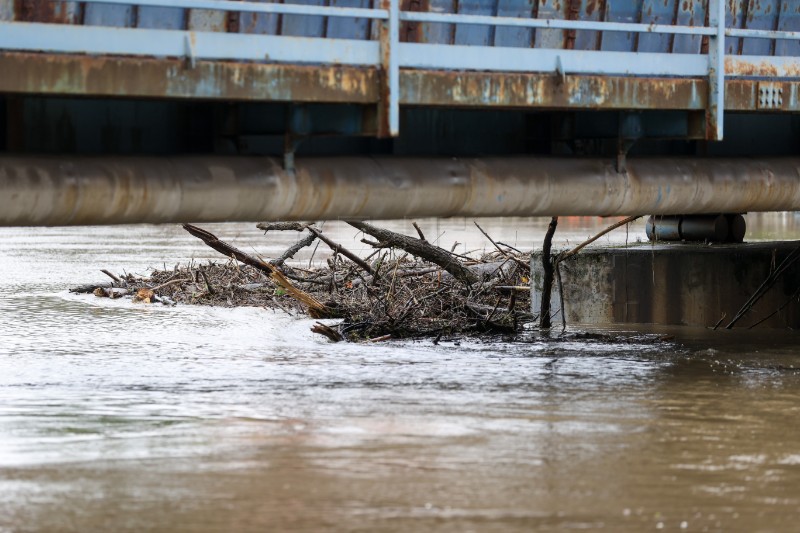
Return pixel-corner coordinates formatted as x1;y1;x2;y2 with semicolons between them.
1;216;800;531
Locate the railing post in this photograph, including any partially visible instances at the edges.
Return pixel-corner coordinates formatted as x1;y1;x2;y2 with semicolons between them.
707;0;725;141
378;0;399;138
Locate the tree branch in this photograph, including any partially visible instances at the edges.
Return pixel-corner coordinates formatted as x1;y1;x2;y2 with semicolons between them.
346;220;480;286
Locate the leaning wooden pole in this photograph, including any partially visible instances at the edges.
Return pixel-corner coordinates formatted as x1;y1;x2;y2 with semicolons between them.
539;217;559;329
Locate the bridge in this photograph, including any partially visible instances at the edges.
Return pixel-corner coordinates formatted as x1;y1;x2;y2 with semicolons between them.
2;0;800;224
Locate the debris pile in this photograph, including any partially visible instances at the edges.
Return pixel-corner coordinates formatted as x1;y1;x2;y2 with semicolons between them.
73;221;533;342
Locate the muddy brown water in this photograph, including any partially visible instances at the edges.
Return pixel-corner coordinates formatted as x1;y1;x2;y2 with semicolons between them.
1;217;800;532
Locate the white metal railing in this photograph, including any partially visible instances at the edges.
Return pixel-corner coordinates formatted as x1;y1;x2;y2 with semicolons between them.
1;0;800;139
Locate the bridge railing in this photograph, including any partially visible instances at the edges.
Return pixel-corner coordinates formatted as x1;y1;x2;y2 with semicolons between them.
1;0;799;139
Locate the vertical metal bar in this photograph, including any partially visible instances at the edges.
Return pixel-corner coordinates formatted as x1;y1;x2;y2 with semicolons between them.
378;0;399;137
707;0;724;140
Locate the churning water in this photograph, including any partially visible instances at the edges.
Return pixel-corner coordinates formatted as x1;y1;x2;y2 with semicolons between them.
1;217;800;532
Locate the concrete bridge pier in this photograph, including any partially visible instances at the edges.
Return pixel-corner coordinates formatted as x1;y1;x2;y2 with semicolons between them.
532;241;800;329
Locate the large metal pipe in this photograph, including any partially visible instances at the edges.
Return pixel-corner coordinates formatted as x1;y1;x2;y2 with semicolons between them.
3;156;800;225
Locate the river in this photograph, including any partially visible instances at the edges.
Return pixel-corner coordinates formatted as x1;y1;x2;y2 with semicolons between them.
1;216;800;532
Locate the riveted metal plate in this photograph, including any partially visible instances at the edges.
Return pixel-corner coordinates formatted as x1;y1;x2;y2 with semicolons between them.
758;82;785;110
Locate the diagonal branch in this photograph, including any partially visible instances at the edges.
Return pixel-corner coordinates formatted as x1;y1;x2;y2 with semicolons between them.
182;224;333;317
347;220;479;286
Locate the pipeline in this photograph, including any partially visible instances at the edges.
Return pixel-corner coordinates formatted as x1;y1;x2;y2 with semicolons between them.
646;214;747;243
2;156;800;226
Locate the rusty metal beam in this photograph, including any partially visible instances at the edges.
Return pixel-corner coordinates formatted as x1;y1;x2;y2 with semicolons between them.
402;71;708;110
2;51;800;113
3;155;800;226
0;52;379;103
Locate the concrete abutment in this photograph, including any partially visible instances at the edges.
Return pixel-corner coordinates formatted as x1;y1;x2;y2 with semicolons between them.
532;242;800;329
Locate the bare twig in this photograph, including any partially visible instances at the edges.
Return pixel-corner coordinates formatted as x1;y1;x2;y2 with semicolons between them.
150;278;190;291
726;247;800;329
305;226;374;276
748;286;800;329
556;260;566;334
272;232;317;268
257;222;313;232
101;269;123;285
558;215;641;263
412;222;427;242
311;322;343;342
474;221;530;272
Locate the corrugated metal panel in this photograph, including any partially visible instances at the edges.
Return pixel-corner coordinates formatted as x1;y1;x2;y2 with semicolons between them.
18;0;80;24
775;0;800;57
328;0;372;40
138;6;185;30
419;0;457;44
282;0;325;37
239;0;280;35
494;0;533;48
572;0;602;51
672;0;705;54
534;0;567;49
600;0;641;52
454;0;494;46
0;0;14;21
725;0;746;54
638;0;675;53
84;4;135;28
741;0;779;55
188;9;227;32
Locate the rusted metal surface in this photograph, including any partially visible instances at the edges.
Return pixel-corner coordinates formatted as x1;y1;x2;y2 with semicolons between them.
4;155;800;225
17;0;81;24
4;50;800;112
725;55;800;77
402;70;708;110
0;52;378;103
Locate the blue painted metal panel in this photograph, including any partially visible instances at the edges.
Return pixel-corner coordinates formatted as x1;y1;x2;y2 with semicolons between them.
138;7;186;30
742;0;779;55
725;0;747;54
282;0;325;37
454;0;494;46
572;0;602;51
84;3;135;28
638;0;676;53
601;0;642;52
240;0;280;35
494;0;532;47
775;0;800;57
534;0;566;50
0;0;13;22
188;9;227;32
672;0;705;54
328;0;372;40
420;0;457;44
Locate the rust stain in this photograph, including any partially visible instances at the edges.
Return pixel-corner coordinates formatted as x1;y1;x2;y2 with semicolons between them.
564;0;582;50
5;51;800;115
0;52;378;103
18;0;77;24
725;57;800;77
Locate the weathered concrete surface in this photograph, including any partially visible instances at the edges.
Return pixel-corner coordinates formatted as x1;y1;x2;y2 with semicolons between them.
532;242;800;329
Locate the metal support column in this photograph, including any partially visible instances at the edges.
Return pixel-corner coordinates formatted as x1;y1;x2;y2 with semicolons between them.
378;0;399;137
707;0;725;141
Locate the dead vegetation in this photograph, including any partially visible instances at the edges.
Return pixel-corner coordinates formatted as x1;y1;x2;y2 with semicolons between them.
73;221;534;342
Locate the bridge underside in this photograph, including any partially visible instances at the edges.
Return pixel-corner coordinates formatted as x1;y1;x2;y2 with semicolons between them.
3;1;800;224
